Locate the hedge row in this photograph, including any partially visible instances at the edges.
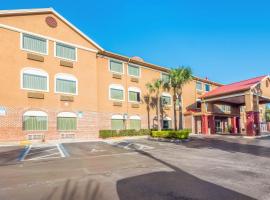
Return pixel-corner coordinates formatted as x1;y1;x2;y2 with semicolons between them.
151;129;191;139
99;129;151;139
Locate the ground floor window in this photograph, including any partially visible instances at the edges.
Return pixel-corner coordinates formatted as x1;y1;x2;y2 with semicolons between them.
129;116;141;130
23;111;48;131
57;112;77;131
163;117;172;129
129;120;141;130
111;119;124;130
111;115;125;130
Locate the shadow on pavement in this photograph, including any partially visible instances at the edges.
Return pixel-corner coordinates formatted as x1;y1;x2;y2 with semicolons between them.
182;138;270;158
117;149;256;200
42;179;105;200
0;147;23;166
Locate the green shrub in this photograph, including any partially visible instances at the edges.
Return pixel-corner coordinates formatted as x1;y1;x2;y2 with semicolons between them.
99;130;118;139
99;129;151;139
151;129;191;140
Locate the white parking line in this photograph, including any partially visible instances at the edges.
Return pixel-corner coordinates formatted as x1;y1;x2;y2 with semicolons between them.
20;145;32;161
57;144;66;158
26;152;61;161
27;148;58;155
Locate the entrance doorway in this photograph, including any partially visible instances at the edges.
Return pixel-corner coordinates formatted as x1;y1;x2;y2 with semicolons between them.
215;120;222;133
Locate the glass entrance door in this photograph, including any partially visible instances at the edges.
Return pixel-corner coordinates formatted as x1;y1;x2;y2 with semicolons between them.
215;120;222;133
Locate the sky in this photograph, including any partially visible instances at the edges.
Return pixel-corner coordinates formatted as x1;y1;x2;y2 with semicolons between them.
1;0;270;84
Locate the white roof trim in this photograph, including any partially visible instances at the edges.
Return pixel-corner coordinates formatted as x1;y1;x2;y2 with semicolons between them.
250;75;270;90
24;111;48;117
111;114;124;120
57;112;77;118
128;87;141;93
129;115;141;120
0;8;103;51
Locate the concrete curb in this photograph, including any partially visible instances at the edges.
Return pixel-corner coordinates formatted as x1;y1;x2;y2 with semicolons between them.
0;135;149;147
148;136;190;143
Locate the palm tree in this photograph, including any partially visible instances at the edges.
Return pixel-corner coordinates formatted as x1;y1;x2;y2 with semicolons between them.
169;67;192;130
146;79;163;130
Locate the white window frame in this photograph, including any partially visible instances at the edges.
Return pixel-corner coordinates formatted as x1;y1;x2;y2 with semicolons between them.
205;83;211;92
23;110;48;131
57;112;78;131
196;81;203;91
20;67;49;92
108;59;124;75
160;73;170;82
163;116;172;129
109;84;125;101
20;33;48;55
128;87;141;103
128;64;141;78
54;42;77;62
161;92;172;106
196;99;202;109
54;73;78;95
111;114;124;120
129;115;141;120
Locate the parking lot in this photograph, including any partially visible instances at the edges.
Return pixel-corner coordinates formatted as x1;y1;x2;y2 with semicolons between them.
0;136;270;200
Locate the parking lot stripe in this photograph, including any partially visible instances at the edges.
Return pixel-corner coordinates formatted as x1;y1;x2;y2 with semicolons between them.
58;143;70;157
26;152;61;161
57;144;66;158
18;145;32;161
27;148;58;155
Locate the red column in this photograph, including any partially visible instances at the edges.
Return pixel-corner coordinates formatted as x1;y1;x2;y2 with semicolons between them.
231;117;237;134
208;115;215;134
201;115;208;134
246;111;255;136
254;111;260;135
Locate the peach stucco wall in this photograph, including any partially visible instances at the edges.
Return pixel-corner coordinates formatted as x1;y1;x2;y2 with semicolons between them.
0;11;222;141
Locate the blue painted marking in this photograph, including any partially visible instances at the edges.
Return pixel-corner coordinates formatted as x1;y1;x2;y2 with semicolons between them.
18;145;29;161
59;143;70;157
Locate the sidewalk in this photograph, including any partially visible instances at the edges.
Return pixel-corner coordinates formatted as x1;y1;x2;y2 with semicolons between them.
0;135;149;147
189;133;270;139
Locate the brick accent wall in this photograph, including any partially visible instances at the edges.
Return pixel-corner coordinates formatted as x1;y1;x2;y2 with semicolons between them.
0;106;99;141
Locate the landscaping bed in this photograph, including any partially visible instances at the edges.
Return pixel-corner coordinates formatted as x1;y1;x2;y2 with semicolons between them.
99;129;151;139
151;129;191;139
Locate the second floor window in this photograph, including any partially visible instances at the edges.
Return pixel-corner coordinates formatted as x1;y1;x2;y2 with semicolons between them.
22;68;48;92
55;74;77;95
128;64;140;77
128;87;141;102
110;60;123;74
161;73;170;83
56;42;76;61
221;105;231;112
196;81;202;91
110;84;124;101
161;94;172;106
22;34;47;54
205;84;211;92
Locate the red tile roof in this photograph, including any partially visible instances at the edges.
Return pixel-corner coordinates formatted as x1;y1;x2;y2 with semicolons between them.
201;75;267;99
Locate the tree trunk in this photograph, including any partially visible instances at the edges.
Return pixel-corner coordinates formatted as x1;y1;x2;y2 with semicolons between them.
178;93;183;130
157;93;161;131
173;88;177;130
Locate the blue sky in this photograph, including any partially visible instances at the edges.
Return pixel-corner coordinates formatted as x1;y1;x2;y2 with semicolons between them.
2;0;270;84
